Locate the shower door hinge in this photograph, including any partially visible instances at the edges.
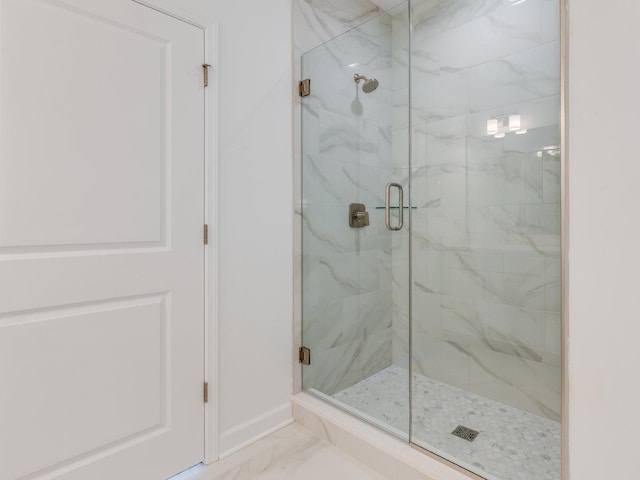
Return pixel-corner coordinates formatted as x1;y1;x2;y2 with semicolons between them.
299;346;311;365
203;382;209;403
203;224;209;245
299;79;311;97
203;64;211;87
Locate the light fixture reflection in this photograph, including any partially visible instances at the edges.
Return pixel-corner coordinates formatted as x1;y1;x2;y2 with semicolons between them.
487;119;499;135
487;113;526;138
509;115;521;131
537;145;561;157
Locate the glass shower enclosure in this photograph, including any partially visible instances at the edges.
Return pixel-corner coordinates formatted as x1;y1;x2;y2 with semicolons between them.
301;1;562;479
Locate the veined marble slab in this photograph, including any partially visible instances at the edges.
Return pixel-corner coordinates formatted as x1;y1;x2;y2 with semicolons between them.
174;424;386;480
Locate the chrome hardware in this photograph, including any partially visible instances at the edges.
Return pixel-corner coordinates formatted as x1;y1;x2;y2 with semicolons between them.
353;74;379;93
299;346;311;365
299;79;311;97
385;183;404;231
452;425;479;442
203;64;211;87
349;203;370;228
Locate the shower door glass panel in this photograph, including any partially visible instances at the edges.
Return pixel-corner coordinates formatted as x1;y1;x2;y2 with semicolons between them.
301;4;411;438
409;0;562;479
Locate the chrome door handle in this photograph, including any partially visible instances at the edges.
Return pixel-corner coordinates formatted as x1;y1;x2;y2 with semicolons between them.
385;182;404;231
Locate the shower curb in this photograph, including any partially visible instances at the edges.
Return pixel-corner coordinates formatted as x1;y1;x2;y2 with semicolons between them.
291;392;475;480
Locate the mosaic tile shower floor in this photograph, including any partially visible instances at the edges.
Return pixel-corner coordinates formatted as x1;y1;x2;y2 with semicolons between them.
332;366;560;480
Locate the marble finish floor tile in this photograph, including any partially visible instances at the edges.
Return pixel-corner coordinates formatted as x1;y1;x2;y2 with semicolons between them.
173;424;387;480
332;366;560;480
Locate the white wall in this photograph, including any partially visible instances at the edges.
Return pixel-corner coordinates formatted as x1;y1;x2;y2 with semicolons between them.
144;0;294;458
568;0;640;478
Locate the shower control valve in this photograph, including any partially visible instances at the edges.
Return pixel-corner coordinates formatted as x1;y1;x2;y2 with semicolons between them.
349;203;370;228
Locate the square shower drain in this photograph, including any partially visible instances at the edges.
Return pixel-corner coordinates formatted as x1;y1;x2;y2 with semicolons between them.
452;425;480;442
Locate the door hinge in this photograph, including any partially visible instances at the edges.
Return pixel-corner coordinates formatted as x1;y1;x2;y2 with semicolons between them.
204;382;209;403
204;224;209;245
299;78;311;97
299;346;311;365
203;64;211;87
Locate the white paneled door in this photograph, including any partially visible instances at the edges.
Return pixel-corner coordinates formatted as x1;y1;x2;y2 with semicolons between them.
0;1;206;479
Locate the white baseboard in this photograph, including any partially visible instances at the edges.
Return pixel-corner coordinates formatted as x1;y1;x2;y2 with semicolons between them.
218;403;293;458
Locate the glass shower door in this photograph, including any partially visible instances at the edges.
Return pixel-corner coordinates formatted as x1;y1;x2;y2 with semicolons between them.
300;4;411;438
409;0;562;479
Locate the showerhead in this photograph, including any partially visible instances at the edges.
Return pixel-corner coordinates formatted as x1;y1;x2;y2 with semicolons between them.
354;74;379;93
362;78;379;93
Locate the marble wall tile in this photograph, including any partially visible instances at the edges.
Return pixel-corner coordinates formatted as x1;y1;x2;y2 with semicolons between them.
303;339;367;394
444;251;504;272
410;165;444;208
543;155;562;204
318;252;381;301
422;296;547;361
440;296;486;341
391;292;410;367
411;0;543;77
303;327;395;396
413;207;469;250
411;290;442;336
343;289;393;337
545;254;561;277
411;0;504;39
392;102;411;132
482;302;547;360
415;116;467;167
541;0;561;43
391;134;410;182
294;0;382;55
413;248;444;295
303;299;348;350
467;41;561;113
468;345;561;420
412;72;469;123
544;312;562;366
302;213;389;267
303;156;388;208
442;265;504;303
544;277;562;313
412;334;471;390
501;272;547;309
361;328;394;377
